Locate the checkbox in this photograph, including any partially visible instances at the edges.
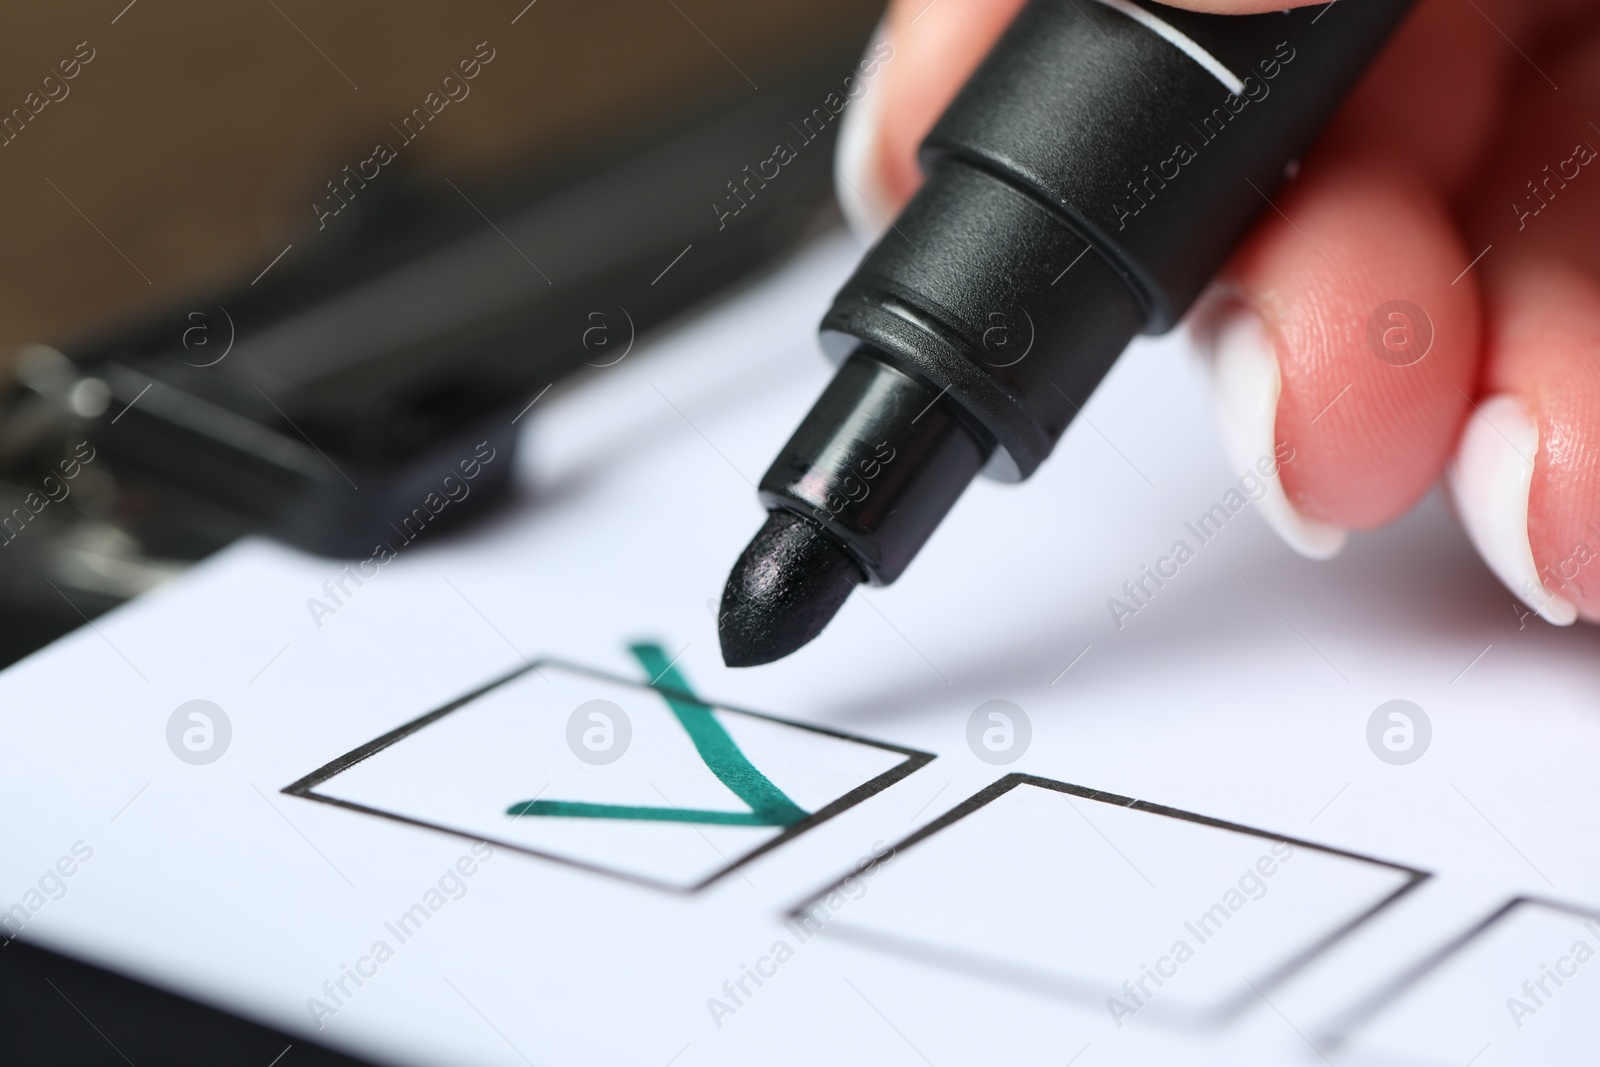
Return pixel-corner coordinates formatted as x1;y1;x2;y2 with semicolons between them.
789;773;1425;1029
285;649;932;893
1331;896;1600;1064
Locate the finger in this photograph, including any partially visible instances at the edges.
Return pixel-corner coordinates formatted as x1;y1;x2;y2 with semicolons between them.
835;0;1025;239
1199;0;1584;556
1449;264;1599;625
1448;29;1600;624
1330;0;1593;201
874;0;1027;211
833;17;903;242
1202;140;1479;555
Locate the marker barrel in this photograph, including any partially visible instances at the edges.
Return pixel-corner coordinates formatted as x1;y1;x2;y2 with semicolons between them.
760;0;1413;585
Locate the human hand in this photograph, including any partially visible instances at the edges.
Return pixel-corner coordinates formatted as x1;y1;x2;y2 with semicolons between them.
834;0;1600;625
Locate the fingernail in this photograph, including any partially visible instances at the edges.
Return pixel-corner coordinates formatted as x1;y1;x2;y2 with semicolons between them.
1203;303;1349;560
1447;394;1577;625
834;20;894;244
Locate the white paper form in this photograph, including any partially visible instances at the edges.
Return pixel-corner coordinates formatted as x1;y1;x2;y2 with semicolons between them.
2;231;1598;1066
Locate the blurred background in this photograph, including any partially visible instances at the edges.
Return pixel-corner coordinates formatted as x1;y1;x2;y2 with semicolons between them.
0;0;882;666
0;0;873;345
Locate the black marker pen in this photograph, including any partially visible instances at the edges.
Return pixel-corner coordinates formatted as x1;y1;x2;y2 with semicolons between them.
718;0;1415;666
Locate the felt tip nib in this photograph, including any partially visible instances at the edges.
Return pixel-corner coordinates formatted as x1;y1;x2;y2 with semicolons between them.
718;510;864;667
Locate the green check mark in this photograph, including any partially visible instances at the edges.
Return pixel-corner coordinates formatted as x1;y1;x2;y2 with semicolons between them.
504;643;809;828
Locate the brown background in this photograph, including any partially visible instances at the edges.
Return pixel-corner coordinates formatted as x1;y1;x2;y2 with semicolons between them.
0;0;875;353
